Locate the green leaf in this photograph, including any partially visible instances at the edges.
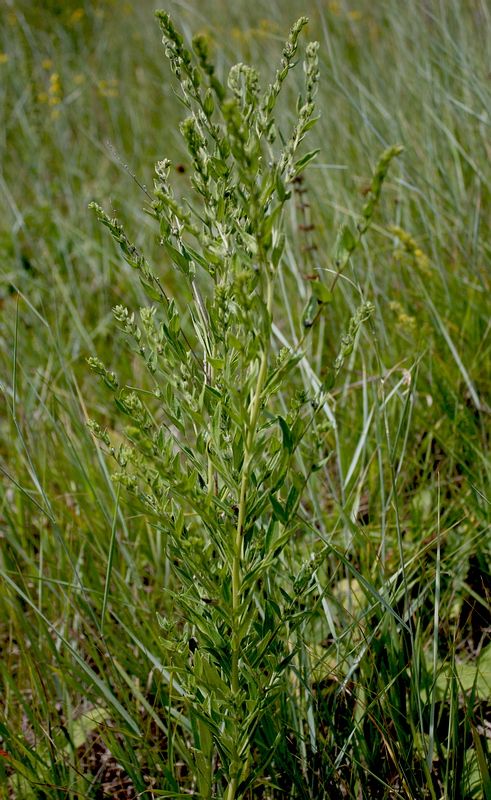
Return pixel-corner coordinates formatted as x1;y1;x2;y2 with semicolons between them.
210;156;229;177
278;416;293;453
270;494;287;524
313;282;333;305
362;196;375;221
201;657;230;699
275;173;286;202
260;203;283;246
300;115;321;133
114;396;131;416
322;368;336;393
270;448;289;492
272;231;285;268
163;241;194;277
203;88;214;118
293;148;320;172
236;226;258;255
184;244;212;272
334;223;357;265
302;294;321;328
285;485;300;517
208;356;225;370
140;277;163;303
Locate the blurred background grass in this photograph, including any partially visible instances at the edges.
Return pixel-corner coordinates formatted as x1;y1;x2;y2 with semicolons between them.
1;0;491;797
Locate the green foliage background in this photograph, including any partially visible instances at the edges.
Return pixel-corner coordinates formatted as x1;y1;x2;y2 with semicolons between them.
1;0;491;798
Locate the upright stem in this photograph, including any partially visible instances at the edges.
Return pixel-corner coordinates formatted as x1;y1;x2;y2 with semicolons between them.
227;271;274;800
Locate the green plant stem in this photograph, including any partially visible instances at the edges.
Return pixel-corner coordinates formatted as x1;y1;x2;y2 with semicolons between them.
227;270;274;800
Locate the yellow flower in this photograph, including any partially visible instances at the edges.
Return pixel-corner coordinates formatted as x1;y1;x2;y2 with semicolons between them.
388;225;431;275
38;91;48;102
0;54;9;64
47;72;62;104
73;74;85;85
50;73;61;91
97;79;119;97
398;313;416;332
42;59;52;69
51;109;60;118
231;28;249;43
390;301;416;333
70;8;85;23
414;248;430;273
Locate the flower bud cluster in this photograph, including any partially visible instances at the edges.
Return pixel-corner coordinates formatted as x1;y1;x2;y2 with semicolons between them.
334;302;375;372
86;357;118;391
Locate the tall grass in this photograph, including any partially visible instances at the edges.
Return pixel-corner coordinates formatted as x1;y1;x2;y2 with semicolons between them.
1;1;491;798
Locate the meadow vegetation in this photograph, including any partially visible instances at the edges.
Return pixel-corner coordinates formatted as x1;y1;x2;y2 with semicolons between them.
1;1;491;798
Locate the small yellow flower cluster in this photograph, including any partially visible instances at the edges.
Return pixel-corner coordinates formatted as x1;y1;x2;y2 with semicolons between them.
98;78;119;98
37;67;63;117
390;301;416;333
0;53;9;64
49;72;62;117
70;8;85;24
388;225;431;275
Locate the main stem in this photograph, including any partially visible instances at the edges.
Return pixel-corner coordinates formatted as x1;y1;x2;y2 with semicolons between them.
227;271;274;800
